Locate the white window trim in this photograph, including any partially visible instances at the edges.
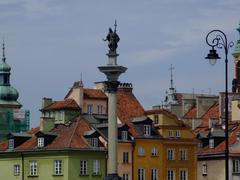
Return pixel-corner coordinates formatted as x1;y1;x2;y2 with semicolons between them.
168;130;174;138
123;152;129;163
179;169;188;180
80;160;88;175
54;160;62;175
138;147;145;156
167;169;175;180
123;173;129;180
180;149;187;160
37;137;44;147
29;160;37;176
122;131;128;140
233;159;240;173
167;149;175;160
151;147;158;156
93;160;100;175
13;164;20;176
144;124;151;136
138;168;145;180
209;139;214;148
9;139;14;150
151;168;158;180
202;163;207;175
176;130;181;138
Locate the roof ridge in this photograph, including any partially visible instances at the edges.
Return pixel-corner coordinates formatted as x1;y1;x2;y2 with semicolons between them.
200;102;219;119
67;118;80;148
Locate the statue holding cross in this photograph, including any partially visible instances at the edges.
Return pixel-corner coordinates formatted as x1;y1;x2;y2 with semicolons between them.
103;20;120;54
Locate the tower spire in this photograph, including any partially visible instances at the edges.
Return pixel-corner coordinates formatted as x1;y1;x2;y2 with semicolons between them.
169;64;174;89
114;19;117;32
2;38;6;62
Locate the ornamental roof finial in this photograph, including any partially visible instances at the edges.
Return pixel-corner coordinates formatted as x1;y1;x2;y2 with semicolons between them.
2;38;6;62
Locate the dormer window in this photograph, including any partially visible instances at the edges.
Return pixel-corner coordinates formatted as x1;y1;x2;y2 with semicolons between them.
176;130;181;138
144;125;151;136
209;139;214;148
89;138;98;147
9;139;14;150
168;130;174;137
37;137;44;147
122;131;128;140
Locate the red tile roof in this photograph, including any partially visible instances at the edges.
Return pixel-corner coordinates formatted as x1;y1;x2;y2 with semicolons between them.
84;89;107;99
0;117;105;152
183;106;197;119
194;103;219;134
42;99;80;111
116;89;145;123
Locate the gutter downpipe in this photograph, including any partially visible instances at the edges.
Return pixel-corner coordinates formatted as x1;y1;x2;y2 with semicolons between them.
21;152;24;180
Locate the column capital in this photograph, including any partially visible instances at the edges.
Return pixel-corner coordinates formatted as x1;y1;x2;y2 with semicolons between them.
105;81;119;93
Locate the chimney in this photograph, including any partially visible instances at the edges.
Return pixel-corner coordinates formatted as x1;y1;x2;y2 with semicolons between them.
118;83;133;93
40;117;55;132
42;97;53;109
94;81;106;92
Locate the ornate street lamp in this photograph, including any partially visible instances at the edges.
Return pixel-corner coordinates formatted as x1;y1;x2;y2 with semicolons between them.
205;30;234;180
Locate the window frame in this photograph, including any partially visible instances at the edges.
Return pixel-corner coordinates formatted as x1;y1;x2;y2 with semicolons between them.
9;139;14;150
233;159;240;173
138;147;145;156
80;160;88;175
143;124;151;136
29;160;37;176
37;137;44;148
54;160;62;175
123;152;129;163
151;147;158;156
209;139;214;148
138;168;145;180
122;131;128;140
176;130;181;138
167;169;175;180
167;149;175;160
154;115;159;124
93;160;100;175
202;163;207;175
180;169;188;180
151;168;158;180
13;164;20;176
168;130;174;138
179;149;187;160
123;173;129;180
87;104;93;114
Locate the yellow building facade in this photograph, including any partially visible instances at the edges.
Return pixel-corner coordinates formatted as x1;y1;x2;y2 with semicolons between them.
138;109;199;180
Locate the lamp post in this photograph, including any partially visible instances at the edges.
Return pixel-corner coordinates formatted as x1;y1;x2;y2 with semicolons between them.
205;30;234;180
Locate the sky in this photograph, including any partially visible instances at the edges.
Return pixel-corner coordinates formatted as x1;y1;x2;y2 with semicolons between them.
0;0;240;128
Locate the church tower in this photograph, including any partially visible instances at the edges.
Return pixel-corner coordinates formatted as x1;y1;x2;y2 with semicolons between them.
0;41;21;109
232;23;240;93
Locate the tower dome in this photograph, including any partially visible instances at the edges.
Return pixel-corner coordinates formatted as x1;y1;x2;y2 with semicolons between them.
0;41;21;108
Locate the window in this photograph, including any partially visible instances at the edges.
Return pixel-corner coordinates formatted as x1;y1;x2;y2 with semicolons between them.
180;169;188;180
167;169;175;180
13;164;20;176
54;160;62;175
123;152;129;163
88;138;98;147
37;137;44;147
80;160;88;175
144;125;151;136
122;131;128;140
202;163;207;175
151;168;158;180
176;130;181;138
168;130;174;137
151;147;158;156
180;149;187;160
93;160;100;175
167;149;174;160
9;139;14;150
138;168;145;180
233;160;240;173
154;115;159;124
123;173;129;180
209;139;214;148
138;147;145;156
87;104;93;114
29;160;37;176
97;105;103;114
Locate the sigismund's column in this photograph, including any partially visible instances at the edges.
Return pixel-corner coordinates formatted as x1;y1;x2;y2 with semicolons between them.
98;21;127;180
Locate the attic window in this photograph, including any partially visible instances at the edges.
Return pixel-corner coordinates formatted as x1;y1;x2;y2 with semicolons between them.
37;137;44;147
176;130;181;138
209;139;214;148
122;131;128;140
9;139;14;150
89;138;98;147
154;115;159;124
144;125;151;136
